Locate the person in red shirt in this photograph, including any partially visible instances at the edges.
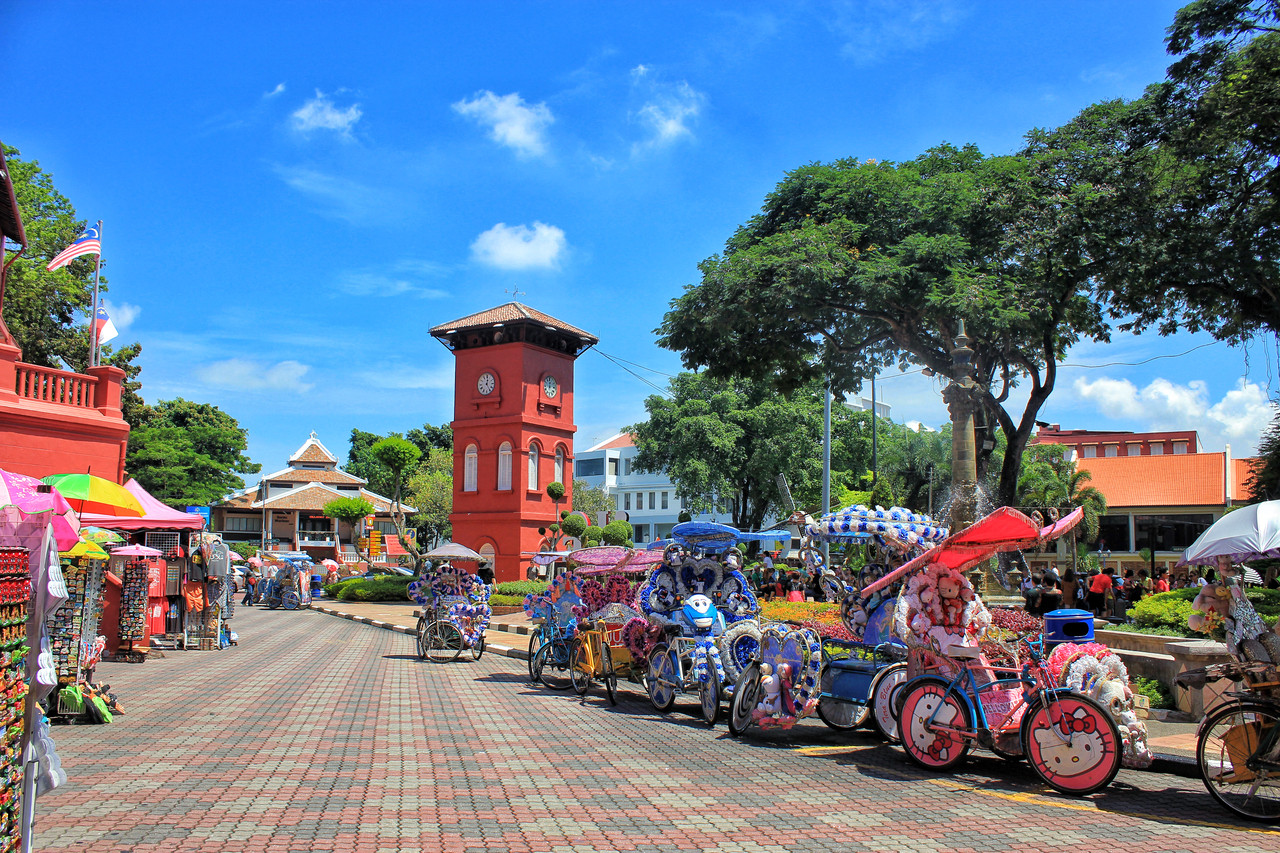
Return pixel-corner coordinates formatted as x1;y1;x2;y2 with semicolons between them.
1087;567;1115;617
1153;568;1170;594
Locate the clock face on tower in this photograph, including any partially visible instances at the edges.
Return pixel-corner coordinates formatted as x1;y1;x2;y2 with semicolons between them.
477;372;496;395
543;375;558;399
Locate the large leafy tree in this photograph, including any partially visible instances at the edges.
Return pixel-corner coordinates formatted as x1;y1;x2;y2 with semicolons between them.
571;479;613;521
658;144;1111;508
346;423;451;497
405;447;453;548
372;436;424;571
126;399;260;504
1017;444;1108;541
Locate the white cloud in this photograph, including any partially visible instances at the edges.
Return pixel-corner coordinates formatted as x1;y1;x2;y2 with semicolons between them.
452;90;553;158
265;82;286;98
291;89;362;136
631;64;650;78
334;260;450;298
359;362;454;390
196;359;315;393
470;222;566;270
827;0;965;65
1073;375;1275;454
274;165;397;223
632;81;705;152
100;298;140;333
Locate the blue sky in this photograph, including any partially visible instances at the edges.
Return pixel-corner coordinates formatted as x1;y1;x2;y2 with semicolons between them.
7;0;1276;487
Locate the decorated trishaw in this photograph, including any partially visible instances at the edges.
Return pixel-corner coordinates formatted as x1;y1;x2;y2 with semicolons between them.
261;558;313;610
409;563;491;662
728;506;948;739
871;507;1132;795
624;521;780;726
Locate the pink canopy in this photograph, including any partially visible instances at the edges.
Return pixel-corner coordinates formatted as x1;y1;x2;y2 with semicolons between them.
861;506;1085;596
79;479;206;531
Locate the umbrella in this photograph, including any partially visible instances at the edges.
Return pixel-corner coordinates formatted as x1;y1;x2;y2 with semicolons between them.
41;473;145;517
80;526;125;545
228;551;245;562
1179;501;1280;566
112;544;163;557
62;539;109;560
422;541;484;561
0;468;80;550
320;558;340;568
1243;566;1264;585
247;556;264;568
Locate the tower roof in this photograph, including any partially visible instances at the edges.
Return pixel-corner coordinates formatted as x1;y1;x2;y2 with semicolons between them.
288;431;338;466
430;302;598;354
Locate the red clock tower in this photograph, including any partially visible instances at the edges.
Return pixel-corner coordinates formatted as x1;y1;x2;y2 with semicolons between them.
429;303;598;582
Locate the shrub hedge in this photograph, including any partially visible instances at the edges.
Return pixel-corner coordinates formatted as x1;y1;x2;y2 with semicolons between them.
1125;587;1280;636
494;580;549;597
489;594;526;607
321;576;414;602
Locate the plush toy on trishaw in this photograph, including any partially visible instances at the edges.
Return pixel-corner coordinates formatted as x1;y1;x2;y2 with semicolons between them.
727;505;948;740
881;507;1128;796
409;563;491;663
628;521;779;726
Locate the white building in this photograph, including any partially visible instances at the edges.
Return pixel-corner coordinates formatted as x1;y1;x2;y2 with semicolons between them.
575;433;730;545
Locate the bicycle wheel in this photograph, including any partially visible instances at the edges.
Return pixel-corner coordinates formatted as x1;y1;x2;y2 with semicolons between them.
425;621;464;663
530;642;549;685
1196;700;1280;822
699;651;721;727
816;666;869;731
538;640;573;691
870;663;908;742
415;615;429;661
601;644;618;706
898;677;972;771
282;590;300;611
527;629;544;682
647;643;677;712
570;639;593;696
1021;692;1122;796
728;662;761;737
471;636;485;662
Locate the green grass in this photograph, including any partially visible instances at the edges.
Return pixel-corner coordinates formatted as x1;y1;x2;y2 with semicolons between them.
323;576;413;602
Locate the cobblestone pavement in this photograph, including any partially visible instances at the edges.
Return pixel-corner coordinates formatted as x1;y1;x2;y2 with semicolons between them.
33;606;1280;853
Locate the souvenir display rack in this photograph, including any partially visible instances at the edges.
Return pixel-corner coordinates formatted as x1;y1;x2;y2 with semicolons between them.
0;545;30;853
118;560;148;643
45;561;85;685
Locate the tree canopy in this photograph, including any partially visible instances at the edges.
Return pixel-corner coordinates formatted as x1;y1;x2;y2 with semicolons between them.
405;447;453;548
125;399;260;505
346;424;450;498
658;143;1114;507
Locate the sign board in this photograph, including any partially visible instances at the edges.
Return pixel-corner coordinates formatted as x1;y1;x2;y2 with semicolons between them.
185;506;212;525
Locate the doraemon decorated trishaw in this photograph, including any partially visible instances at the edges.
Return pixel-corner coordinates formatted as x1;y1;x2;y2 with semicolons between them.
869;507;1126;796
409;563;491;663
627;522;780;726
727;506;947;740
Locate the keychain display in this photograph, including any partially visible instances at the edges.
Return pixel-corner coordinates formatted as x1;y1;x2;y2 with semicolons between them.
118;560;148;642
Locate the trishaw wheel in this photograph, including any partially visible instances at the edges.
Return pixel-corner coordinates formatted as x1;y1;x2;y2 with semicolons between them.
699;650;720;726
647;643;677;713
728;662;761;737
1022;692;1123;796
282;590;300;611
1195;700;1280;822
425;621;464;663
899;677;972;771
415;616;429;661
570;640;592;695
817;666;868;731
870;663;908;743
601;644;618;706
530;643;549;685
539;641;573;691
471;636;485;662
527;630;543;681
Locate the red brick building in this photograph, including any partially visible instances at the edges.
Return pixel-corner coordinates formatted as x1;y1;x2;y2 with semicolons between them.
430;303;597;583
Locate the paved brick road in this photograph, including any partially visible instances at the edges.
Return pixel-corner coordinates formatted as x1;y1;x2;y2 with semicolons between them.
32;607;1280;853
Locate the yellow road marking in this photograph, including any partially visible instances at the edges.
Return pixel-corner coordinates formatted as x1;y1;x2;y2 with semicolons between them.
795;744;1280;836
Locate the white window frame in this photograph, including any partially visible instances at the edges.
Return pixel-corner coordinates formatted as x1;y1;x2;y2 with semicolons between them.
497;442;512;491
464;444;478;492
527;443;540;490
554;447;565;484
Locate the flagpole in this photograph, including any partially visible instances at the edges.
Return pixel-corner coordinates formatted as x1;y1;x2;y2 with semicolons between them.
90;220;102;367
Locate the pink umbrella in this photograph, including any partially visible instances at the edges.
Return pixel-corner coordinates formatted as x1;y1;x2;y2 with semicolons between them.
112;544;163;557
228;551;245;562
247;556;264;568
0;469;80;550
320;558;340;568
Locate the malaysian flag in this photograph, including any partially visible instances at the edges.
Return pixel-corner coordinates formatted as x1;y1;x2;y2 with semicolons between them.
94;305;119;345
46;226;101;271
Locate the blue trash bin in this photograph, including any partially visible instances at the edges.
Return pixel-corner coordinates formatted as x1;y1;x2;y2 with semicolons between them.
1044;608;1094;648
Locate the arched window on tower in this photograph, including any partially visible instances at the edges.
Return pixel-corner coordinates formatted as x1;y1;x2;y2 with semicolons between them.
554;447;565;484
528;443;540;490
464;444;478;492
497;442;513;490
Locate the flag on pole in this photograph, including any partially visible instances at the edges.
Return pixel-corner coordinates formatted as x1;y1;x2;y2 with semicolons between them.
94;305;118;344
46;226;102;271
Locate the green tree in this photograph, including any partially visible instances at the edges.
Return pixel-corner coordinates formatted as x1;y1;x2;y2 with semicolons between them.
371;436;424;571
602;519;634;547
571;479;612;522
323;496;376;556
1018;444;1109;541
657;144;1114;509
561;512;588;540
346;422;450;497
126;399;260;504
405;447;453;547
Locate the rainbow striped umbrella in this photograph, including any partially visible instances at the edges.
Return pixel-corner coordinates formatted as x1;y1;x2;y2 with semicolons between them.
40;473;144;517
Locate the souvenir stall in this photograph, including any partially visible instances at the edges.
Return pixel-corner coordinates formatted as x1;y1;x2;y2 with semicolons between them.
44;541;111;716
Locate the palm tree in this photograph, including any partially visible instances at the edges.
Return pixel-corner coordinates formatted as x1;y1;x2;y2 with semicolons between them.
1017;445;1107;563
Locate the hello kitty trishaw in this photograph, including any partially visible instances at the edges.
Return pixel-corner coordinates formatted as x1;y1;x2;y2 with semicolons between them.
873;507;1125;796
727;506;949;739
630;521;779;726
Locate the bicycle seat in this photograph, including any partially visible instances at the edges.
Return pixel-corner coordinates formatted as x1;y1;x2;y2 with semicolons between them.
946;643;984;660
662;623;684;636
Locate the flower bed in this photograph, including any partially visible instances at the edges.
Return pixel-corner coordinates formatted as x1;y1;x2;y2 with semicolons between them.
758;600;854;641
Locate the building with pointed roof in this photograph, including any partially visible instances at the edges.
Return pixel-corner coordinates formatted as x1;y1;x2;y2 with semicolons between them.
211;431;414;563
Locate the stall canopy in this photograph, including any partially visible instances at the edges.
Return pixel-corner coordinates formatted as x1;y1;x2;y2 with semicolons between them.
79;479;205;531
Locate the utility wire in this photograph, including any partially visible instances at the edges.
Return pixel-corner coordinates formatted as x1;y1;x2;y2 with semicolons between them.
592;349;671;397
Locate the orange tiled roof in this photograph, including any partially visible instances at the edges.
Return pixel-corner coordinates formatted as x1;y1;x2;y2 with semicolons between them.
1233;457;1262;501
252;483;405;513
221;490;258;509
263;468;364;486
1076;453;1227;509
429;302;598;343
591;433;636;451
288;432;338;465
